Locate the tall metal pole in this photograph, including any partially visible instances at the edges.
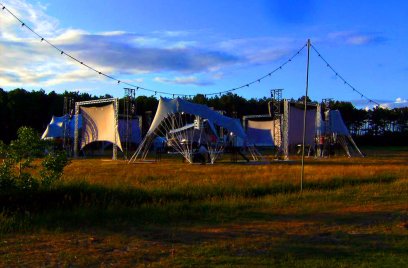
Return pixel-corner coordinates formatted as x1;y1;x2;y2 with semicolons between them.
300;39;311;192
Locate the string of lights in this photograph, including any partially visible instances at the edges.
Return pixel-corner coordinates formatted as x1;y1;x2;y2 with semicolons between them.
310;44;380;106
1;3;306;98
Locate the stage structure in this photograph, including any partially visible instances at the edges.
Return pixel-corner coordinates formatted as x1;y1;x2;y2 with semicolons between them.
270;89;283;149
243;114;280;147
122;88;139;159
320;109;364;157
74;98;122;160
243;99;321;159
243;89;284;151
129;97;256;164
62;96;75;154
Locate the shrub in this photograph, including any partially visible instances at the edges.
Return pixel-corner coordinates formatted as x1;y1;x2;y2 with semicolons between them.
40;151;70;186
0;127;70;191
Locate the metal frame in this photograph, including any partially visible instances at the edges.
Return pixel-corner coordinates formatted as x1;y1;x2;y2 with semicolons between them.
62;96;74;155
74;98;119;160
282;100;290;159
123;88;137;159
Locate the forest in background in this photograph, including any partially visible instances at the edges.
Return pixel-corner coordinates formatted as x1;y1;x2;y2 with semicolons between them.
0;88;407;145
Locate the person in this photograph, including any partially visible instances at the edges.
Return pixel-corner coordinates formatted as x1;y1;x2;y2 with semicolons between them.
197;144;209;164
319;135;325;157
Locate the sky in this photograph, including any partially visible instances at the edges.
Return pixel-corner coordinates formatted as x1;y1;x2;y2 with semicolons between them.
0;0;407;108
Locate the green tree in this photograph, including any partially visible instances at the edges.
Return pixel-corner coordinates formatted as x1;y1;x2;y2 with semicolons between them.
40;151;70;186
9;127;44;179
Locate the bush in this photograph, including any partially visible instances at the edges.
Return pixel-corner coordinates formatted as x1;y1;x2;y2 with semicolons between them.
40;151;70;186
0;127;70;191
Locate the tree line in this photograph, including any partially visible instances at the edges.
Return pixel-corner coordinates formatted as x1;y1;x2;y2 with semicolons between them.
0;88;407;145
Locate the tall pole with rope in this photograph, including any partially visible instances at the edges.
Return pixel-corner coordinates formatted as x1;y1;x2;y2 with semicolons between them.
300;39;311;192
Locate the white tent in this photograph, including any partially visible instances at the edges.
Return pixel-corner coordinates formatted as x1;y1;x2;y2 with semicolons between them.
320;110;363;157
41;115;82;139
42;113;141;147
147;97;246;138
80;104;123;151
246;120;277;147
130;97;248;163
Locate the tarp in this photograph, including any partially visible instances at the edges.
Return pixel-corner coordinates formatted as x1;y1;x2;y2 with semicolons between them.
148;97;247;139
288;106;317;146
80;103;123;151
246;120;276;146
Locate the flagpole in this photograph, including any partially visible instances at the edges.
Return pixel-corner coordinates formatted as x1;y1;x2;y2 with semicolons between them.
301;39;311;192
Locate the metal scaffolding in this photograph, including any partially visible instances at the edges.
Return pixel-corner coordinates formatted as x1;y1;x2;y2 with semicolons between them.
62;96;74;155
270;89;284;158
123;88;137;159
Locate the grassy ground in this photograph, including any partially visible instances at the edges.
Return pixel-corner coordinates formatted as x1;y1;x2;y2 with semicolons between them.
0;147;407;267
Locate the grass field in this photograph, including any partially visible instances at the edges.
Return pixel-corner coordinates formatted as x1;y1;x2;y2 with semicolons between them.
1;147;407;267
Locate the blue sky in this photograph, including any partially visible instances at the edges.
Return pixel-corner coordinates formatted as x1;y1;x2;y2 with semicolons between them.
0;0;407;108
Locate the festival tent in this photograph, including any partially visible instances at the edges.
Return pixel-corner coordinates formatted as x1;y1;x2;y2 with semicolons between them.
147;97;246;138
41;115;82;139
246;119;280;147
320;110;364;157
80;104;123;151
42;114;140;145
129;97;249;163
41;115;66;139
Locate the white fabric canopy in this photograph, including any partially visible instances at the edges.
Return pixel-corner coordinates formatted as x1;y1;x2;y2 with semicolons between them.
148;97;247;139
42;114;140;145
41;115;65;139
80;104;123;151
325;110;350;135
42;115;82;139
246;120;278;146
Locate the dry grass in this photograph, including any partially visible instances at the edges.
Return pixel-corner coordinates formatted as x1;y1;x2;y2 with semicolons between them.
0;147;407;267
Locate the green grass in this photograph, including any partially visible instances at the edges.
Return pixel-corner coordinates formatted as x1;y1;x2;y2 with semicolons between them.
0;149;407;267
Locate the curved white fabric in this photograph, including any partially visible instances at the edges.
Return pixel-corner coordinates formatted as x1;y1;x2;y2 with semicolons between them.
327;110;350;135
41;115;67;139
246;120;275;146
148;97;247;139
80;104;123;151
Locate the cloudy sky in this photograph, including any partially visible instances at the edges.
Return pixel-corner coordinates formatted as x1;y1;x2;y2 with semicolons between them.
0;0;407;108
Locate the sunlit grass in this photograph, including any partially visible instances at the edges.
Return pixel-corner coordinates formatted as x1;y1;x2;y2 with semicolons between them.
0;147;407;266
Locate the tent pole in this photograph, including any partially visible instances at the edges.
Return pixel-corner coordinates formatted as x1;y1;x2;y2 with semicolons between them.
301;39;311;192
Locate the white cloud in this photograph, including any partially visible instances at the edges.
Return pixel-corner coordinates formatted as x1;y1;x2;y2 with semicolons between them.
154;76;213;86
354;97;408;110
328;31;386;46
0;0;305;89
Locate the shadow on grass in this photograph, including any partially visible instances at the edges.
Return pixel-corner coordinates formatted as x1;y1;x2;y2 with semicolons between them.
0;174;399;233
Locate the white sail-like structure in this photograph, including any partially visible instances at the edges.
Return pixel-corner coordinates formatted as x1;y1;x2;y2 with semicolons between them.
129;97;248;163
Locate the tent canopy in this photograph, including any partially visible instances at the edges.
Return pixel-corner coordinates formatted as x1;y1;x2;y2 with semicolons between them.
80;104;123;151
246;120;275;146
42;114;140;144
148;97;247;139
325;110;350;135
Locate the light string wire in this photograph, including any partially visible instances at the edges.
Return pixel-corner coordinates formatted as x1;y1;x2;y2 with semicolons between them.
1;3;305;98
310;44;380;106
